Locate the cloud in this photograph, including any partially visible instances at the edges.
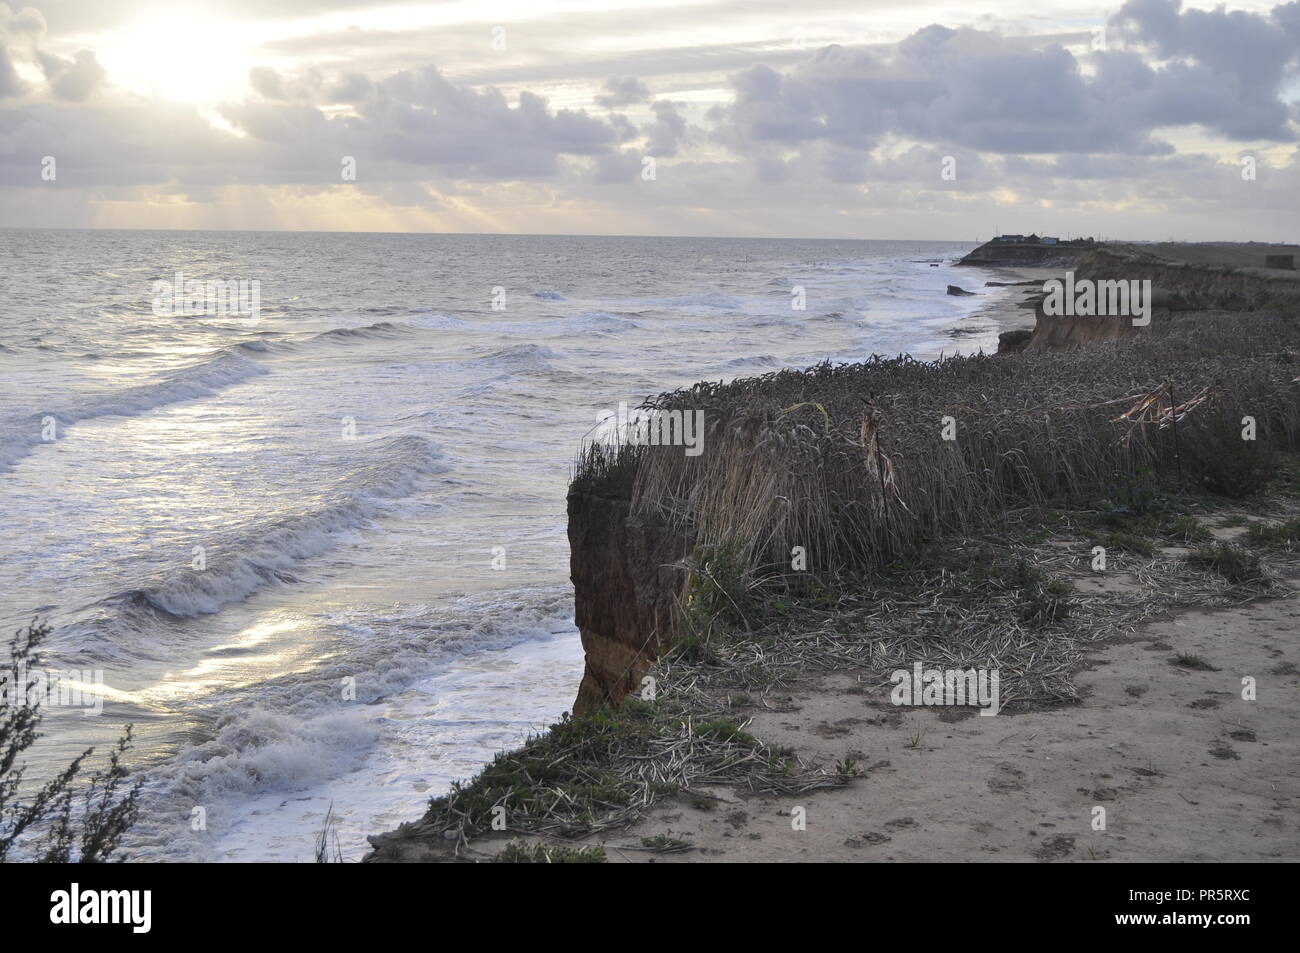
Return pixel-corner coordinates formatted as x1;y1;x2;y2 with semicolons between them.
3;0;1300;239
596;75;651;107
711;4;1300;177
249;65;287;100
325;71;374;105
1110;0;1300;138
645;100;688;156
38;49;106;101
0;2;48;98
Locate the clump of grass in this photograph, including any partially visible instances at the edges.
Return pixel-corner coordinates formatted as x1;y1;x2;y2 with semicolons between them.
1245;517;1300;550
1004;559;1072;625
570;439;645;498
1020;576;1073;624
494;841;607;863
1180;415;1276;498
682;790;716;811
1101;530;1157;556
1171;652;1219;672
638;833;692;853
695;718;756;745
1160;515;1212;545
1186;542;1265;585
313;802;343;863
683;541;753;628
400;693;829;846
1265;452;1300;498
667;629;720;666
1097;471;1185;524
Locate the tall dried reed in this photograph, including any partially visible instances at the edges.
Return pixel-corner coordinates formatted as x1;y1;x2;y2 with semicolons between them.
574;312;1300;587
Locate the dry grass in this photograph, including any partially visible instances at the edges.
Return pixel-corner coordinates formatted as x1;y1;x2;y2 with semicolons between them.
585;312;1300;585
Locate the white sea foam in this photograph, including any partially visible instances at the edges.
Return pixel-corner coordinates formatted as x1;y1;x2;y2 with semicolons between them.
114;435;445;618
0;350;267;473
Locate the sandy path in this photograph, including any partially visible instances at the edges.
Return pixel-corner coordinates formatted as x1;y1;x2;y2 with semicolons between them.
585;582;1299;863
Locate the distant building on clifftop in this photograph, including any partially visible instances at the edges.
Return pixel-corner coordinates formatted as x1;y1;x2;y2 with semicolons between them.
990;234;1079;246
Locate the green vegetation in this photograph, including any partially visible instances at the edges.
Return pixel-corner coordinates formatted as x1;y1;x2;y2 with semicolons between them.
1;621;142;863
638;833;692;853
1186;542;1265;585
1172;652;1219;672
494;841;607;863
413;692;842;844
1246;516;1300;549
313;803;343;863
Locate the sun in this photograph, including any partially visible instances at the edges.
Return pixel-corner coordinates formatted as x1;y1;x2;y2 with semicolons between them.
94;12;257;106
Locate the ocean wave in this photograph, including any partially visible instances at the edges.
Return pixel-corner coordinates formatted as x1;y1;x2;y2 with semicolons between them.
110;434;445;618
310;321;412;343
570;311;639;334
0;350;268;474
641;292;744;311
119;588;576;861
715;354;780;370
467;343;557;370
407;312;466;331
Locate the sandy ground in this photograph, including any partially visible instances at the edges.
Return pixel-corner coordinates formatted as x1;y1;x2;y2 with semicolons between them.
573;570;1299;863
964;265;1056;335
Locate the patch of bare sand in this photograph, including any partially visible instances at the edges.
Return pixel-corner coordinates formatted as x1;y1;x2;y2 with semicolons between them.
581;581;1299;863
963;265;1057;336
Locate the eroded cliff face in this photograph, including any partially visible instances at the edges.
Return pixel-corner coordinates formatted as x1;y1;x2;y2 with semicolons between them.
567;489;689;715
1024;248;1300;350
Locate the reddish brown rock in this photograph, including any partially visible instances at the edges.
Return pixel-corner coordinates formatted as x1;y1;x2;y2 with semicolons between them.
567;489;689;715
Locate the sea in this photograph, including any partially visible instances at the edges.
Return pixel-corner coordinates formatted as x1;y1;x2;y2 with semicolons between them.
0;230;1014;861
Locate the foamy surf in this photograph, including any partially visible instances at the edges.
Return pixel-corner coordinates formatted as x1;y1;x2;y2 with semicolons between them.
0;350;267;473
106;434;446;618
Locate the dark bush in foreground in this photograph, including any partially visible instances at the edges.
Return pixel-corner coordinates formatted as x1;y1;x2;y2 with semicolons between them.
1;621;141;863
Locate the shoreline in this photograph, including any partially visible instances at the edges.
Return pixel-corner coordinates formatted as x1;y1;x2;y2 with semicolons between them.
365;249;1300;863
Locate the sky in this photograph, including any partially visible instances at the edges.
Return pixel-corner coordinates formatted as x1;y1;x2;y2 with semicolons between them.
1;0;1299;240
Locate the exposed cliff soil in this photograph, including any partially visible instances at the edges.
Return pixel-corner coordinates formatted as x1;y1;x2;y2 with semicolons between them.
1022;246;1300;351
567;489;688;714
